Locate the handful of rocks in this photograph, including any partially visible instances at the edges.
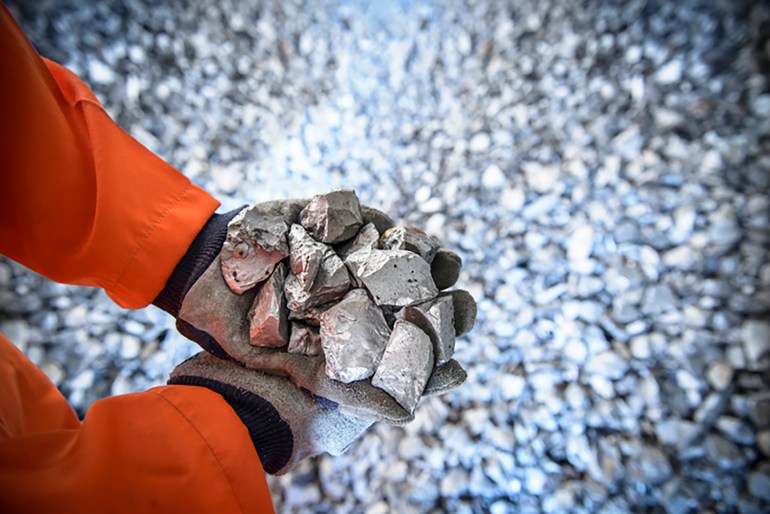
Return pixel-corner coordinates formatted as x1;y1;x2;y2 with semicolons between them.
218;190;459;414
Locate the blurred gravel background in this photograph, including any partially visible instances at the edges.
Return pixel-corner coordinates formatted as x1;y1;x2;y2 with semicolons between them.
2;0;770;512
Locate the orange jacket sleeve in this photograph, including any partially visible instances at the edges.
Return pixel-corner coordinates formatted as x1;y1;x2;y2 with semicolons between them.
0;335;275;514
0;4;219;309
0;7;275;512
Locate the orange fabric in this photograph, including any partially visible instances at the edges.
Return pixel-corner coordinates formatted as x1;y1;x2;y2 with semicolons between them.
0;6;275;512
0;335;275;514
0;4;219;309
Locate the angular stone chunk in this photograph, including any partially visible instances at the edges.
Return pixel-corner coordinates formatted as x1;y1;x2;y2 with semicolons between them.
221;206;290;294
287;322;323;356
319;289;391;383
299;189;364;244
248;262;289;347
338;222;380;260
286;247;350;312
397;295;456;365
371;320;434;413
288;302;333;327
345;249;438;307
379;225;441;264
288;224;326;291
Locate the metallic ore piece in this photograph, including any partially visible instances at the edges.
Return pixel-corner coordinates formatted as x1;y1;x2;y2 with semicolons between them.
248;262;289;347
221;206;290;294
320;289;391;383
285;247;350;312
288;302;333;326
299;190;364;244
287;322;323;356
345;249;438;307
397;295;456;365
338;222;380;260
379;225;441;264
371;320;434;413
288;224;326;291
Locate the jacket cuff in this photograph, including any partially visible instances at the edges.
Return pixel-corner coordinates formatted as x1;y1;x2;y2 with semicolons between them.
153;206;244;317
168;375;294;475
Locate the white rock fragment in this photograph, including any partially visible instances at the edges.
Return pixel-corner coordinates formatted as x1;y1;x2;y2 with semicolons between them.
319;289;391;383
285;247;350;312
288;224;326;291
221;206;290;294
371;320;433;414
379;225;441;264
742;320;770;369
345;249;438;307
397;295;455;365
299;189;364;244
248;262;289;347
287;323;323;356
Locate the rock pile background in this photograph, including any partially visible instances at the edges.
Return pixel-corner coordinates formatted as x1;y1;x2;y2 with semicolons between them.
2;0;769;512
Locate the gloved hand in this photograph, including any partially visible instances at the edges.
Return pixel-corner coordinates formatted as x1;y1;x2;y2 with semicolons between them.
168;351;374;475
154;193;476;425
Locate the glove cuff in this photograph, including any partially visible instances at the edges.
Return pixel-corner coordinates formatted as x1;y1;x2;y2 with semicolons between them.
168;375;294;475
153;206;244;316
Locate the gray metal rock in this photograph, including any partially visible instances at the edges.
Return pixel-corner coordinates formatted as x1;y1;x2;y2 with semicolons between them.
286;247;350;312
288;224;326;291
371;320;434;414
221;206;290;294
345;249;438;307
338;222;380;260
288;302;333;327
379;225;441;263
299;189;364;244
319;289;391;383
397;295;456;365
248;262;289;347
287;322;323;356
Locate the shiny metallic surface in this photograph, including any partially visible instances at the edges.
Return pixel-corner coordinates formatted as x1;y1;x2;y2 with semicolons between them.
248;262;289;347
379;225;441;264
221;206;290;294
285;247;350;312
346;249;438;307
371;320;434;414
299;189;364;243
288;224;326;292
319;289;391;383
398;295;456;365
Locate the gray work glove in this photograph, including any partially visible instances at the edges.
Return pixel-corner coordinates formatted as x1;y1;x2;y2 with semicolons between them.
155;194;476;417
169;351;373;475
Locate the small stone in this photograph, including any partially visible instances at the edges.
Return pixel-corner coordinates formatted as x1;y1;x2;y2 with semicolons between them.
715;416;756;446
758;431;770;456
299;189;364;244
287;322;323;356
741;320;770;367
655;59;683;85
288;224;326;291
585;351;629;380
337;222;380;260
706;362;734;391
221;206;290;294
748;470;770;502
628;444;672;485
88;58;115;84
397;295;455;365
346;249;438;307
705;434;745;470
469;132;491;152
248;262;289;347
481;164;506;189
319;289;391;383
371;320;433;413
379;225;441;264
285;247;350;312
641;284;677;316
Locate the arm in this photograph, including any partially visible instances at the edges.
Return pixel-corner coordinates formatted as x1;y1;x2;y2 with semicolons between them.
0;4;218;308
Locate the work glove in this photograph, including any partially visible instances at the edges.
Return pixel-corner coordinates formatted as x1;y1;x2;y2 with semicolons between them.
168;351;374;475
154;193;476;470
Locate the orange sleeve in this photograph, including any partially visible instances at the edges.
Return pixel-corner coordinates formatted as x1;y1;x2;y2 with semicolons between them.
0;334;275;513
0;5;220;308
